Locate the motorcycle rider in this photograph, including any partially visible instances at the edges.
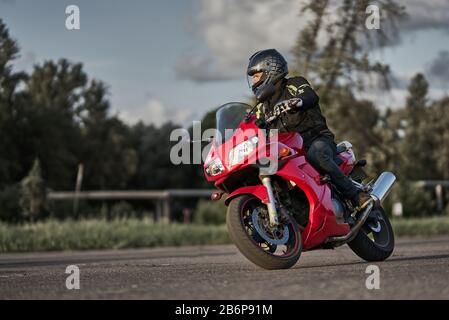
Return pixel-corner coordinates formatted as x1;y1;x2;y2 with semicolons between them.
246;49;372;210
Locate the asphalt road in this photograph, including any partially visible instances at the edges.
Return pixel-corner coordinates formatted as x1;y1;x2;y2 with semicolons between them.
1;236;449;299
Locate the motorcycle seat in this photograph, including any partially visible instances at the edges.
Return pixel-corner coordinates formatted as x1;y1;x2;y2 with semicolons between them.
335;142;350;166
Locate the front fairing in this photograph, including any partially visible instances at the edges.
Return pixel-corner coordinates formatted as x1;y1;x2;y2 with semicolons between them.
203;114;266;182
203;101;305;185
204;116;304;184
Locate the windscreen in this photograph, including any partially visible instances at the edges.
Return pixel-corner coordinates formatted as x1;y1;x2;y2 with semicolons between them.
214;102;252;145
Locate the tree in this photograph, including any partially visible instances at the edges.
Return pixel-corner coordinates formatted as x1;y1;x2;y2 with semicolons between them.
405;73;428;125
429;97;449;179
23;59;87;190
291;0;329;79
399;73;434;180
78;80;137;189
19;159;47;221
0;19;28;186
132;122;197;189
292;0;405;103
0;19;32;222
385;89;449;216
291;0;405;172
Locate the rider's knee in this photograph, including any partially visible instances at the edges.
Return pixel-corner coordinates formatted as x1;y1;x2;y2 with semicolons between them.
306;142;334;172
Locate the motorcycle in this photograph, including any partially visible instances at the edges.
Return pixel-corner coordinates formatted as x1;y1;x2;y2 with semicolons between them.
202;99;396;270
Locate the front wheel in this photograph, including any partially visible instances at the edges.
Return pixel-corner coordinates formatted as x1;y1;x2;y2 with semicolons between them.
226;195;302;270
348;206;395;261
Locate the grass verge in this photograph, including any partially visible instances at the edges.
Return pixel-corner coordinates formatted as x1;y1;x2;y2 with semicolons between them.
0;218;230;253
1;216;449;253
391;216;449;237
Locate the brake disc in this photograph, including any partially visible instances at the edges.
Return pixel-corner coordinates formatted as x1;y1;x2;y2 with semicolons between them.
367;221;381;233
366;210;382;233
251;209;289;245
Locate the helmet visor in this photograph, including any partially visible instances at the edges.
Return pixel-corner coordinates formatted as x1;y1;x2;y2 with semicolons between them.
246;73;253;91
246;70;265;93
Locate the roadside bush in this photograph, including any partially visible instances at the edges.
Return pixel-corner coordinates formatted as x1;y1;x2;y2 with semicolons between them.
0;184;21;222
19;159;47;222
109;201;135;219
391;216;449;237
444;203;449;216
0;218;230;252
193;199;227;225
386;181;435;217
1;216;449;252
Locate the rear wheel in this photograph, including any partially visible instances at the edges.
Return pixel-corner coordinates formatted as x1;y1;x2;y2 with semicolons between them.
348;206;394;261
226;195;302;270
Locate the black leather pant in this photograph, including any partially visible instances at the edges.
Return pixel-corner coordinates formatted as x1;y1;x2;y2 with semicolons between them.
305;136;358;200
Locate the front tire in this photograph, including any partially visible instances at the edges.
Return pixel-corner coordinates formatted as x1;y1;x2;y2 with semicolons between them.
348;206;395;261
226;195;302;270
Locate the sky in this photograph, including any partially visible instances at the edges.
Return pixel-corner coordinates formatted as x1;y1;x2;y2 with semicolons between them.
1;0;449;127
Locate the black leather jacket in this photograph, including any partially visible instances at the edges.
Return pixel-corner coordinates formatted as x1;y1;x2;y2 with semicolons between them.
258;76;335;148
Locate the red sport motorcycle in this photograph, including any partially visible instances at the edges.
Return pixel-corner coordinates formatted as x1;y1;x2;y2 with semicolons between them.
203;101;396;270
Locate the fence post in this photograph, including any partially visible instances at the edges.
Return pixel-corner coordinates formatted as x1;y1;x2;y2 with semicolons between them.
155;200;162;221
73;164;84;218
436;184;443;212
162;197;170;221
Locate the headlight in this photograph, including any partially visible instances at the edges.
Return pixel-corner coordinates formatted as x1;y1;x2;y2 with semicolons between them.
205;158;225;176
228;136;258;167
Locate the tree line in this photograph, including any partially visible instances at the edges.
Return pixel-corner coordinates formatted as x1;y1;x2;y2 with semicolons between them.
291;0;449;216
0;19;205;221
1;0;449;222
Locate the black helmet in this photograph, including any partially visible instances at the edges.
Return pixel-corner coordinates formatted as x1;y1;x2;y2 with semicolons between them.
247;49;288;99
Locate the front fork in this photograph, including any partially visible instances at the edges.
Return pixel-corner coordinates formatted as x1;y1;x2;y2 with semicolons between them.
260;175;280;227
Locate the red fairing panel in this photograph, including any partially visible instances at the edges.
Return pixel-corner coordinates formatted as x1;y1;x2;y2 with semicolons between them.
224;185;268;206
275;156;350;250
204;118;351;250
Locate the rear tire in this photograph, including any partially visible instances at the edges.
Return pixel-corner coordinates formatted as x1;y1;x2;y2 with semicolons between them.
348;206;394;262
227;195;302;270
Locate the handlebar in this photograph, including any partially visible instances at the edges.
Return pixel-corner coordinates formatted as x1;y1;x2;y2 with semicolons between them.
265;98;303;125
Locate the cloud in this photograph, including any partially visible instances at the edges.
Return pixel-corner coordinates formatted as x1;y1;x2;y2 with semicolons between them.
175;54;236;82
118;98;195;127
426;50;449;82
356;86;448;111
177;0;449;83
389;69;424;90
398;0;449;32
176;0;308;82
387;50;449;92
364;65;448;109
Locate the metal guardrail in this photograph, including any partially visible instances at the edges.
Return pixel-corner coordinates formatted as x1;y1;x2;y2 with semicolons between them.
47;189;216;200
47;189;217;220
46;180;449;220
415;181;449;187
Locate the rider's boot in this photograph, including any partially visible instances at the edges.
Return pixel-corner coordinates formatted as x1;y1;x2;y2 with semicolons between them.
352;191;373;211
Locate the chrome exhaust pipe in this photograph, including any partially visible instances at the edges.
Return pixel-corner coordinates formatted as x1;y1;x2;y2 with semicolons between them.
326;202;374;246
370;172;396;204
326;172;396;247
